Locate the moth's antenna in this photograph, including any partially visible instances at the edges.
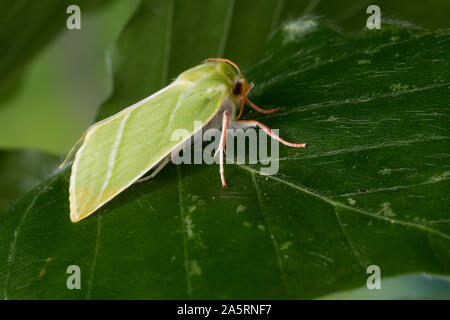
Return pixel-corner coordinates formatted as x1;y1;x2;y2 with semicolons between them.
204;58;241;75
243;81;279;115
245;97;280;115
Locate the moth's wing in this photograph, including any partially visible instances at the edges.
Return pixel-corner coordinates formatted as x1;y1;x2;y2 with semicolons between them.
70;80;228;222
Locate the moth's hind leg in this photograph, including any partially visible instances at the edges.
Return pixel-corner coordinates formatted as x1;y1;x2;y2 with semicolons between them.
134;156;171;184
233;120;306;148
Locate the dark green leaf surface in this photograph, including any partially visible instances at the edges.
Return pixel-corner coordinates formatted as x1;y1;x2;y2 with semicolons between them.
1;18;449;299
0;150;59;211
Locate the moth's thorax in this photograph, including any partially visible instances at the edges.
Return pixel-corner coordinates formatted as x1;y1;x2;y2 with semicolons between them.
176;61;244;114
176;61;241;91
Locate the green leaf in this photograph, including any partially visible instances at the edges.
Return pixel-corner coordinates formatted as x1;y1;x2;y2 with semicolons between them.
0;0;137;154
0;150;59;211
297;0;450;32
0;0;107;96
1;17;449;299
96;0;306;120
96;0;450;121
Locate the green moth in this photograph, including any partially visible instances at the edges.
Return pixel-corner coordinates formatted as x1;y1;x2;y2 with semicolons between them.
62;58;306;222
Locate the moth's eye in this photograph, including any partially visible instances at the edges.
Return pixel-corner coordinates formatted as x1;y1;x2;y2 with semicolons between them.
233;81;243;96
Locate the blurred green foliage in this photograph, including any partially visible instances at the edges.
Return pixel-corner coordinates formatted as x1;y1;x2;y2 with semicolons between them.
0;0;138;154
0;0;107;95
321;273;450;299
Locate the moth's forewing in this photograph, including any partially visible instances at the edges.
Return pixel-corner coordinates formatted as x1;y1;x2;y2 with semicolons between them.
69;62;237;222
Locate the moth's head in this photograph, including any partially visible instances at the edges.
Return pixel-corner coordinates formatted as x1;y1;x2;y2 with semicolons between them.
232;79;245;96
232;77;254;119
204;58;254;119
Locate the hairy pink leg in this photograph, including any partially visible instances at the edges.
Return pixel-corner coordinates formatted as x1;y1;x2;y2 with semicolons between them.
235;120;306;148
219;111;230;188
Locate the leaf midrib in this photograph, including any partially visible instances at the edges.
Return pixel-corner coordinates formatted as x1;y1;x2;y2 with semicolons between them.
238;164;450;240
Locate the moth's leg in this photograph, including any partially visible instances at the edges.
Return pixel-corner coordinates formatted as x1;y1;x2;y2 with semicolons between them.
59;130;88;168
218;111;230;188
134;156;171;184
234;120;306;148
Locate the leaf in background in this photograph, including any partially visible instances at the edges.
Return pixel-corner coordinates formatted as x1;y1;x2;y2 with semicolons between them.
0;0;138;154
96;0;450;121
2;0;448;100
96;0;308;120
0;0;107;96
0;150;59;211
1;17;449;299
279;0;450;32
322;273;450;299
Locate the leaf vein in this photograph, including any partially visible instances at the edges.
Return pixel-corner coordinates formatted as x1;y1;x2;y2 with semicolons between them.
262;83;450;119
249;170;290;298
277;136;449;162
239;165;450;240
177;166;192;299
334;207;365;269
3;177;55;299
86;215;102;300
217;0;235;57
162;0;174;86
